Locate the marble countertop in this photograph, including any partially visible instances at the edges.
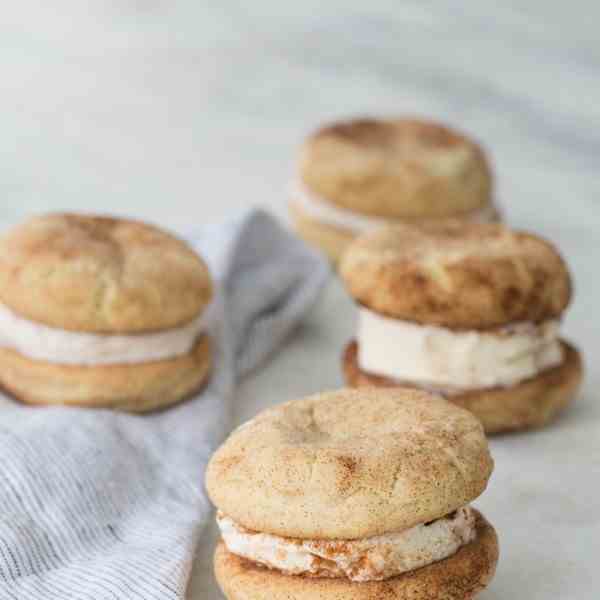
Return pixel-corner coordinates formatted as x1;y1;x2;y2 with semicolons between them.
1;2;598;599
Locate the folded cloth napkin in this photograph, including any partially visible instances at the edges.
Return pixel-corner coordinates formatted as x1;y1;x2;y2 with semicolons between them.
0;210;329;600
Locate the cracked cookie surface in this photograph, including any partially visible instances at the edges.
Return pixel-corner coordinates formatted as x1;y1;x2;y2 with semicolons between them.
0;213;212;333
206;388;492;539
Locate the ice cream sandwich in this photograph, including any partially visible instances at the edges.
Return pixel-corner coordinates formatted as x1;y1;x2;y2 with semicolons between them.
340;222;583;433
0;213;213;411
207;388;499;600
290;117;499;263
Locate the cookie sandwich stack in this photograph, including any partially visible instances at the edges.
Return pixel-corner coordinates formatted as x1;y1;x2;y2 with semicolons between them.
290;117;499;263
0;213;213;411
341;222;583;433
208;388;499;600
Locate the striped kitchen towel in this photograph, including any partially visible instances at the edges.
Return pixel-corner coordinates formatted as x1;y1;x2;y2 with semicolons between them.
0;209;329;599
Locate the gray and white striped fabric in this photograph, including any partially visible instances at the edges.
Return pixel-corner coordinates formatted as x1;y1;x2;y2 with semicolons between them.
0;210;329;599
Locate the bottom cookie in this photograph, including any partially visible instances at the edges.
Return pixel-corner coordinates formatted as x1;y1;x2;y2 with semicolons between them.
215;510;498;600
0;334;212;412
290;201;355;265
343;339;583;434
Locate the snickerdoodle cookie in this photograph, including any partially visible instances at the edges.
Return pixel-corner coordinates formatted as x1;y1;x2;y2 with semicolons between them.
340;222;583;433
208;388;498;599
290;117;499;263
0;213;213;411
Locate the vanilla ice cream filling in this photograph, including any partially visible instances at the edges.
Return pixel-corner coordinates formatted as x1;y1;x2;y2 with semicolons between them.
0;302;209;366
218;507;476;582
357;308;564;392
290;181;499;233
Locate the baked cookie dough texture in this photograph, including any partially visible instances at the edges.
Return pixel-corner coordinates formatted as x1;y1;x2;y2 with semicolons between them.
290;117;500;263
341;222;583;433
0;213;213;411
207;388;499;600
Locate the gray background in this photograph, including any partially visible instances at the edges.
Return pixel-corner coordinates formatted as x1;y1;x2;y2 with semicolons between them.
1;2;598;599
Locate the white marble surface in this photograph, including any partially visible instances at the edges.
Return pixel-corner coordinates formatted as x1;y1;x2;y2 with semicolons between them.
1;2;599;599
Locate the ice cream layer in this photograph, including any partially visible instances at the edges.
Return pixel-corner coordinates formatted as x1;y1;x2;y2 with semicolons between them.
357;307;563;391
290;181;499;233
0;302;209;366
217;507;476;582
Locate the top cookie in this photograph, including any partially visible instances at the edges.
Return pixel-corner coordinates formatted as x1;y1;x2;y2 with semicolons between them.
0;214;213;333
206;388;492;539
340;222;572;329
299;117;492;219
